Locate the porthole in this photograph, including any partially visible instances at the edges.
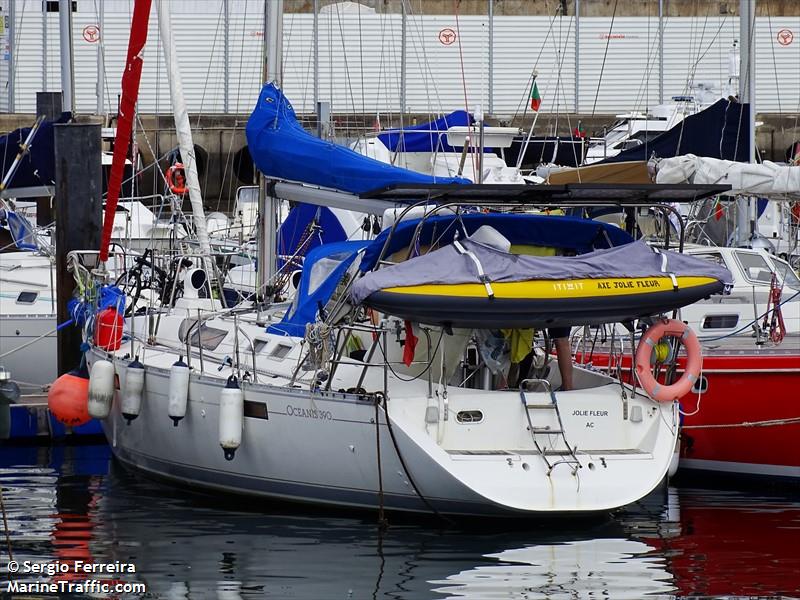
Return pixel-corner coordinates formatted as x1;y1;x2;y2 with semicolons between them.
701;314;739;329
691;375;709;394
16;291;38;304
456;410;483;424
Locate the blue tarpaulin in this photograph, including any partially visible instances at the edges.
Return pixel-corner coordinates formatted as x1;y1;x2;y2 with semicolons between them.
246;84;470;195
600;99;750;164
377;110;474;153
0;113;71;189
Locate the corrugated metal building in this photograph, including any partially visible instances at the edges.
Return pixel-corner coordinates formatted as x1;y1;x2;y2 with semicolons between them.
1;0;798;117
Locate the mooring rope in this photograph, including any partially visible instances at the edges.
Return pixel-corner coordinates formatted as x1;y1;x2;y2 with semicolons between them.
683;416;800;430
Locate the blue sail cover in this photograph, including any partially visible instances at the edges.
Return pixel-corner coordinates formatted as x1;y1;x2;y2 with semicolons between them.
246;83;470;195
0;209;37;250
600;99;750;164
360;212;634;272
0;113;71;189
377;110;473;153
267;240;368;337
277;203;347;267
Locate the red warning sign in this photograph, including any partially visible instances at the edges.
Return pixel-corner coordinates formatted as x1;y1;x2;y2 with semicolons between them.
777;29;794;46
438;28;457;45
83;24;100;43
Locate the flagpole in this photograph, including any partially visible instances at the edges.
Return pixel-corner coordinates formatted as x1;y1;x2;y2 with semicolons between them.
516;71;542;170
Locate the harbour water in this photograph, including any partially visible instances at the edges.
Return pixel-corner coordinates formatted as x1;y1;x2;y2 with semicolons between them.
1;443;799;599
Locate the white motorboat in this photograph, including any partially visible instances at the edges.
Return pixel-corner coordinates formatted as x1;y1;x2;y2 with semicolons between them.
583;81;730;165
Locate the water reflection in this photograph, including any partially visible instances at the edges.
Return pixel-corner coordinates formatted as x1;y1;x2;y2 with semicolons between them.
433;538;676;599
1;445;799;599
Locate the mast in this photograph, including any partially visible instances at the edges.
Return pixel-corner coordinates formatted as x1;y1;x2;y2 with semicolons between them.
157;0;211;257
256;0;283;306
99;0;153;264
96;0;104;115
8;0;15;113
739;0;756;163
58;0;75;113
737;0;756;247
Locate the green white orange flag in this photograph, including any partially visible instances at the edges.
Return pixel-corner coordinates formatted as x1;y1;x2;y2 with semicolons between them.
529;77;541;111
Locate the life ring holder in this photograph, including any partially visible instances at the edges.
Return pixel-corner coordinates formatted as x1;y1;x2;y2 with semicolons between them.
166;163;187;195
635;319;702;402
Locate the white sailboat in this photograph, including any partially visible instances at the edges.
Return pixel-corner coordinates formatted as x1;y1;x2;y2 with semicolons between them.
79;76;737;518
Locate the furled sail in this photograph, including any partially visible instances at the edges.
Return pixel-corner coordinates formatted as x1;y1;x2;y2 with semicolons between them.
655;154;800;199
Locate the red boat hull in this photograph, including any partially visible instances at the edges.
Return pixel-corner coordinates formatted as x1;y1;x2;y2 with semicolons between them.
577;347;800;480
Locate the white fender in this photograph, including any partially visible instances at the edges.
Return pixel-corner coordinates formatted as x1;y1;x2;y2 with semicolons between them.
88;359;115;419
121;357;145;424
168;356;190;426
218;376;244;461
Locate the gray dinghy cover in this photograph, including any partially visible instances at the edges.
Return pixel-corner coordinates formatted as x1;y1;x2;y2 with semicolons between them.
350;239;732;304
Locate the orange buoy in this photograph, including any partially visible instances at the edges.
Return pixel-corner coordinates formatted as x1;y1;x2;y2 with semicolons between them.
48;369;91;427
94;307;124;351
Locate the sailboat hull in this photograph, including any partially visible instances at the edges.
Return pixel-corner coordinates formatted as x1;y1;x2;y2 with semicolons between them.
94;349;679;516
678;349;800;481
576;342;800;482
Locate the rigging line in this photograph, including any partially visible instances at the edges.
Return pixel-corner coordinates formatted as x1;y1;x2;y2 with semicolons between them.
358;0;365;117
92;0;112;113
384;8;399;132
590;0;619;117
333;2;359;117
765;2;782;115
685;14;727;96
793;15;800;137
194;0;226;126
517;5;570;170
551;11;580;168
9;0;28;112
683;0;709;95
453;0;476;181
372;7;389;122
152;0;161;196
283;11;297;91
198;6;230;207
298;12;313;112
1;0;25;176
232;0;250;118
328;2;333;121
630;4;662;117
214;0;252;210
403;1;448;124
512;3;560;124
401;2;440;155
675;11;728;157
401;1;435;131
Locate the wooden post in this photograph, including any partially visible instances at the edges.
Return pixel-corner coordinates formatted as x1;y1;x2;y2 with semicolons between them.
35;92;64;226
54;123;102;375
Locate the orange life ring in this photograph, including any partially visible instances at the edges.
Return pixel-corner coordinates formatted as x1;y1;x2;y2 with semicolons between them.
635;319;701;402
166;163;187;195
